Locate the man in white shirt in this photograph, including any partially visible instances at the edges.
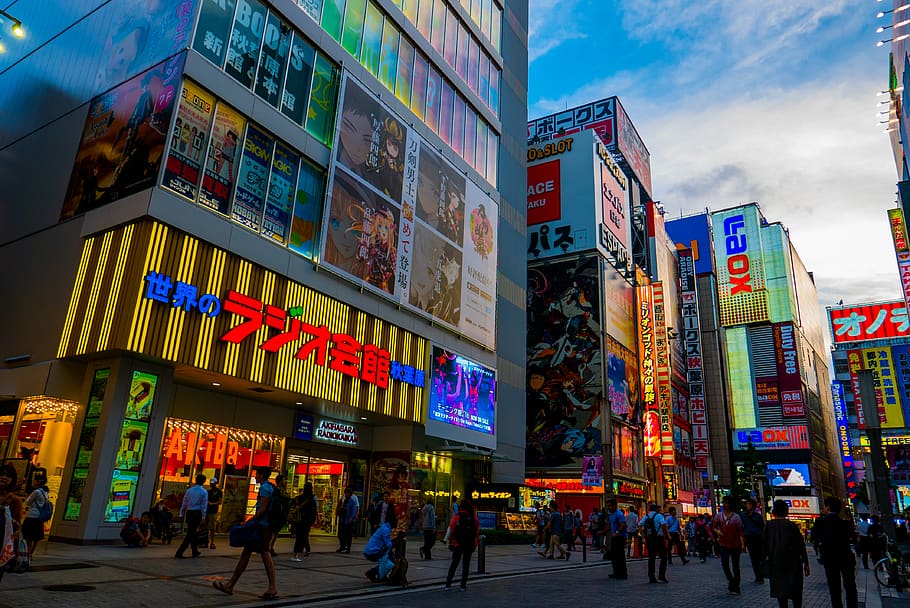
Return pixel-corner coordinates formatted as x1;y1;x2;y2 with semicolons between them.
175;474;208;558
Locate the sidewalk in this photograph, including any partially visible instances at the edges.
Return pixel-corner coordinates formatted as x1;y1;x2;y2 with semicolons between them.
0;534;601;608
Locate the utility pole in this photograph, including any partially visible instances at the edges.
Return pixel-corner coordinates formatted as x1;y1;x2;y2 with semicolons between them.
859;369;896;537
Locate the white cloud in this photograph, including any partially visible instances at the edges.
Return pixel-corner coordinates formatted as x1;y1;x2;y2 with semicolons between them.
528;0;587;64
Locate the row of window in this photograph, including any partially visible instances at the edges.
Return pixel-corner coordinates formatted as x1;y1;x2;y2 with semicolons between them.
161;79;327;261
192;0;340;146
454;0;501;53
296;0;500;185
395;0;501;113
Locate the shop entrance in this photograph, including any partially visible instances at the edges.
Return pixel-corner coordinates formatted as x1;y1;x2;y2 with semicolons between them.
287;454;345;536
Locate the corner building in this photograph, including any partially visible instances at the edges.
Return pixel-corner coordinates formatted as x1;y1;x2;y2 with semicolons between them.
0;0;528;542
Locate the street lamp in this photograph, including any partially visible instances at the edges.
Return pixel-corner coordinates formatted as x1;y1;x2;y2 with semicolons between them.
0;10;24;38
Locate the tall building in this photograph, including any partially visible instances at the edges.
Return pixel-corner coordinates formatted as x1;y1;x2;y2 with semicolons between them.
0;0;528;542
709;203;842;514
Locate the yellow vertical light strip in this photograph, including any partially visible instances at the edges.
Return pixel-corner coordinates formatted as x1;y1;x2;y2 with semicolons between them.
162;236;188;360
98;224;135;350
387;324;398;417
250;271;275;383
396;327;410;419
165;236;199;362
128;224;161;350
415;337;426;422
223;260;251;377
195;248;226;369
136;224;169;353
349;309;364;412
76;231;113;355
367;317;379;414
57;236;96;358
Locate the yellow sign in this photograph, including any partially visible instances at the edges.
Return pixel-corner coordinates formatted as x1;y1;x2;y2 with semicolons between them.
527;137;574;162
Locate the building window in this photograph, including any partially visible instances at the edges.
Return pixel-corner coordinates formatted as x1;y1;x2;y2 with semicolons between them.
396;36;415;106
425;64;441;133
225;0;267;89
379;19;400;90
322;0;345;40
411;52;429;120
254;12;293;108
281;34;316;126
430;0;446;54
341;0;367;58
439;79;455;145
360;1;384;76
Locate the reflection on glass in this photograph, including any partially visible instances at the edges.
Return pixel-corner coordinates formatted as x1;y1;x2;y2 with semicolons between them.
360;1;384;77
410;53;428;120
322;0;345;41
378;19;400;90
395;36;415;106
341;0;367;58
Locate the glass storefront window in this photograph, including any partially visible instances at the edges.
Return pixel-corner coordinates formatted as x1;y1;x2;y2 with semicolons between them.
321;0;345;41
378;19;400;91
410;52;428;120
224;0;267;89
430;0;446;54
306;53;339;145
443;7;458;67
439;79;454;145
395;36;415;106
341;0;367;59
193;0;238;68
360;1;384;77
452;94;465;156
425;64;441;133
409;451;453;531
254;12;293;108
64;369;109;521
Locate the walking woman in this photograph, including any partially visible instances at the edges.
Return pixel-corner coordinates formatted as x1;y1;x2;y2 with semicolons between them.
764;499;810;608
445;497;480;591
291;482;318;561
0;463;24;580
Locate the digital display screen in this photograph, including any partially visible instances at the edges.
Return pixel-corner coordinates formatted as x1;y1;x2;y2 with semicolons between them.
766;463;811;487
429;346;495;435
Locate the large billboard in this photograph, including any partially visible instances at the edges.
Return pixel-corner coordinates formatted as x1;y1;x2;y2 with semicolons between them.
527;257;603;469
711;206;769;326
614;99;653;201
426;346;496;450
665;214;715;275
60;54;186;219
321;75;497;348
888;208;910;312
848;347;906;429
733;426;810;451
774;322;805;418
829;301;910;345
680;249;709;471
526;130;632;276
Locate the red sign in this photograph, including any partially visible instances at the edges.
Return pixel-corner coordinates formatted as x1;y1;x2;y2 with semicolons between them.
527;160;561;225
163;428;239;467
294;462;344;476
775;322;804;418
525;478;604;494
829;301;910;344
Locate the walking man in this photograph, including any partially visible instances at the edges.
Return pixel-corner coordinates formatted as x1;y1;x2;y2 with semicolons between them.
666;507;689;565
336;487;359;554
813;496;858;608
607;499;628;579
713;496;746;595
176;474;207;559
206;477;222;549
532;502;547;548
563;504;576;551
419;498;436;560
741;497;765;582
539;500;568;560
642;503;669;583
625;506;639;558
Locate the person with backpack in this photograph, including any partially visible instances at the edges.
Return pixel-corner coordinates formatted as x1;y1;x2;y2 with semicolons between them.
713;495;746;596
539;501;569;560
291;481;318;561
642;503;669;583
445;497;480;591
694;513;713;562
22;473;52;561
175;474;208;559
267;475;291;556
213;466;278;601
665;506;689;565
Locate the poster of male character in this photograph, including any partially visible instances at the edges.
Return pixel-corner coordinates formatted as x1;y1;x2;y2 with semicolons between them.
323;167;400;295
526;256;603;468
409;224;462;326
60;54;185;220
335;78;404;202
198;102;246;215
416;142;466;247
606;336;641;424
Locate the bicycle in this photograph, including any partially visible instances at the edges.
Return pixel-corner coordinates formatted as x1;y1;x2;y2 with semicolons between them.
873;534;910;589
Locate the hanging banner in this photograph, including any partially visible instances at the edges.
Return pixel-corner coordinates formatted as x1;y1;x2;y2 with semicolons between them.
199;102;246;214
652;283;675;468
679;249;709;472
888;208;910;313
582;455;603;487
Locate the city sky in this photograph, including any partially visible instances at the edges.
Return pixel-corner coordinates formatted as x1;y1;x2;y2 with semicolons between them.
528;0;901;318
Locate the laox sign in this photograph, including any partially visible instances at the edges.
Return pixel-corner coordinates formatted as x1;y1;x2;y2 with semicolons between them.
723;215;752;295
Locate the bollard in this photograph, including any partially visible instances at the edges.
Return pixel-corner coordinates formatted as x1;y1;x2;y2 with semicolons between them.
582;533;587;563
476;534;486;574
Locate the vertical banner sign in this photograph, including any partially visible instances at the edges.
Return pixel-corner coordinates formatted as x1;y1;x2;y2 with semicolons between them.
861;348;905;428
652;283;675;469
679;250;709;472
161;80;216;201
893;344;910;424
638;285;660;458
662;470;678;502
847;350;867;429
199;103;246;214
582;455;604;487
832;382;857;500
774;322;805;418
231;124;273;230
888;208;910;312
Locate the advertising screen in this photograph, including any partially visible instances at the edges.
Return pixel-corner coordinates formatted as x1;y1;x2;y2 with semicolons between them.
711;206;769;327
829;301;910;345
726;326;756;428
61;53;186;220
733;426;810;451
766;464;811;487
527;256;603;468
426;346;496;450
321;75;497;349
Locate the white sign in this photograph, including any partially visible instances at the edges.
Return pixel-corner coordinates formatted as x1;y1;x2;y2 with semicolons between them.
314;419;359;446
775;496;819;516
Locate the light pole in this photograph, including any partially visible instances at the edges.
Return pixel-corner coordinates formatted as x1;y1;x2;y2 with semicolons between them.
750;474;768;517
859;369;896;537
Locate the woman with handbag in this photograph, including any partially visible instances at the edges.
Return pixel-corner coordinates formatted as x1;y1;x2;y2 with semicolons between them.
291;482;318;561
763;499;810;608
0;463;24;580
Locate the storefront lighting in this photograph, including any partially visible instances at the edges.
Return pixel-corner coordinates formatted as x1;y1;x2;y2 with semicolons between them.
21;396;81;416
295;401;303;405
211;381;221;386
360;416;368;420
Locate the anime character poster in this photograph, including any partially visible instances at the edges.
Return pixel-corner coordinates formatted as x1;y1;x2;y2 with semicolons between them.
607;336;640;423
61;54;185;220
416;142;466;246
409;224;463;325
323;167;400;295
429;347;496;435
161;80;215;201
888;445;910;484
198;102;247;214
335;78;404;202
459;181;498;349
526;256;603;468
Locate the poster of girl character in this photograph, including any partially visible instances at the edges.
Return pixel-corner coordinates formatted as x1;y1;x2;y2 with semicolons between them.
428;347;496;435
323;167;400;295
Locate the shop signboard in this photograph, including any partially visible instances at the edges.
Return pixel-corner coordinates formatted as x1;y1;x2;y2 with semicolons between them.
612;479;646;499
582;456;603;486
775;496;820;516
322;74;497;349
832;382;857;499
848;348;905;428
733;426;810;450
662;470;678;502
828;301;910;345
711;207;769;327
525;478;604;494
427;346;496;450
652;283;675;468
888;208;910;312
518;486;557;512
314;419;359;446
293;413;314;440
162;425;241;467
527;159;561;225
774;322;805;418
679;249;709;472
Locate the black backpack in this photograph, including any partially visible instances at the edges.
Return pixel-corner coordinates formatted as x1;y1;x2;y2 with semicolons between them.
454;512;476;546
269;484;291;530
642;513;658;538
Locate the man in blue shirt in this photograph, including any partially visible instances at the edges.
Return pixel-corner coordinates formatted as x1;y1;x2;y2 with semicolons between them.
666;507;690;565
175;474;208;559
607;499;628;579
642;503;669;583
539;501;568;560
337;487;359;554
364;512;398;581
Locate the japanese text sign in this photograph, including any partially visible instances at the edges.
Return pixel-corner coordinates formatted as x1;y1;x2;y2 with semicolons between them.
679;249;709;471
829;301;910;345
711;207;769;326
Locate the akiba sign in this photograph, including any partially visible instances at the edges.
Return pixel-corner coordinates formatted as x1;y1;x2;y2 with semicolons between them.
314;419;359;446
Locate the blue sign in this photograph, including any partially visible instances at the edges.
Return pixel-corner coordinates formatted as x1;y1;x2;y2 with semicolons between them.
294;412;314;441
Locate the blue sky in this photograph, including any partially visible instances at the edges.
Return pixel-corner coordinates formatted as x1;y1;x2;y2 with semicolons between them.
528;0;901;313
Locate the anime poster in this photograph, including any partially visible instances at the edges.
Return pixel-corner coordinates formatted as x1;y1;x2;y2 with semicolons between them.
231;124;273;230
199;102;246;214
161;80;215;201
61;54;185;220
428;347;496;435
582;455;603;486
606;336;640;423
643;409;661;458
262;141;299;243
409;224;463;326
416;142;466;246
371;452;411;517
526;256;603;468
459;181;498;348
335;78;404;202
323;167;400;295
125;371;158;422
